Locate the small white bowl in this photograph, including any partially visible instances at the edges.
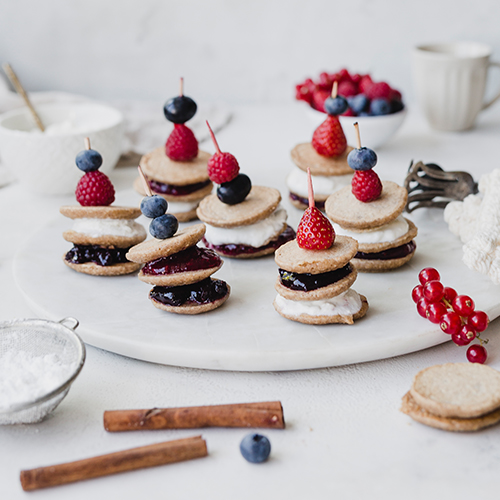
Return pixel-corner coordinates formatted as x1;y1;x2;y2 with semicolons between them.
304;105;407;149
0;102;124;194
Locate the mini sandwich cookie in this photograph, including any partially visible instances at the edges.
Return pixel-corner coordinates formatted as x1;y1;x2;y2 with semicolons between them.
287;83;354;210
134;78;212;222
127;180;230;314
196;122;295;258
325;124;417;272
273;169;368;325
61;139;146;276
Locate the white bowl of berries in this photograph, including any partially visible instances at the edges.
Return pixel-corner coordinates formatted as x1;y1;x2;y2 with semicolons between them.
0;102;124;194
297;69;407;148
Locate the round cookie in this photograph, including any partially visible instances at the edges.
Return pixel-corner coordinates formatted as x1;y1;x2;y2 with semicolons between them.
150;283;231;315
274;268;357;301
291;143;354;176
325;181;408;230
126;224;206;264
355;219;418;254
133;176;213;203
275;236;358;275
400;391;500;432
273;293;368;325
140;148;211;185
410;363;500;419
63;258;141;276
60;206;142;220
352;250;416;272
173;207;199;223
62;231;146;248
197;186;281;228
138;265;222;287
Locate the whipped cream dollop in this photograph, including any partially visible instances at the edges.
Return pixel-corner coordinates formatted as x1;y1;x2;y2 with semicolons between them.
165;199;200;213
205;206;288;247
275;289;362;317
72;218;146;238
286;167;352;197
332;215;409;244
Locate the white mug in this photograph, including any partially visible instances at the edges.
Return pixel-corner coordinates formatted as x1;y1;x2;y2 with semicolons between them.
413;42;500;131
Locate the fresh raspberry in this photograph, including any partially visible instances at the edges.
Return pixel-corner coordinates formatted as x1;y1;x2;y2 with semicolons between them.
207;152;239;184
165;124;198;161
297;206;335;250
337;68;352;82
366;82;392;100
351;170;382;202
312;116;347;157
295;84;313;104
338;80;358;97
317;72;333;91
351;73;362;85
76;171;115;206
390;89;402;101
311;89;330;112
358;75;373;94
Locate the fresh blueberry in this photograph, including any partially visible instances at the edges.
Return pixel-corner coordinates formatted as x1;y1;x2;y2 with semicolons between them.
163;96;197;124
358;111;371;117
347;94;369;115
140;195;168;218
75;149;103;172
369;98;391;116
324;96;348;116
390;99;405;113
347;147;378;171
240;433;271;463
149;214;178;239
217;174;252;205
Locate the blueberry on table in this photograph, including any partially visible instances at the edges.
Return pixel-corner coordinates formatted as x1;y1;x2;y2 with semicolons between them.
163;96;197;124
347;147;378;171
149;214;178;239
217;173;252;205
370;98;391;116
324;95;348;116
240;433;271;463
75;149;103;172
140;195;168;218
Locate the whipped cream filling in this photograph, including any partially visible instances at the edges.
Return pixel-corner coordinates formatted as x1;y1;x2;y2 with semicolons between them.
166;199;200;213
72;218;146;238
287;166;352;197
332;215;409;244
205;206;288;247
275;289;362;317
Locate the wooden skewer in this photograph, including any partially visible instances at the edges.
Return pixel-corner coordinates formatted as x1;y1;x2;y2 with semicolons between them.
138;165;153;197
84;137;91;150
306;168;315;209
331;80;338;99
353;122;362;149
2;62;45;132
179;77;184;96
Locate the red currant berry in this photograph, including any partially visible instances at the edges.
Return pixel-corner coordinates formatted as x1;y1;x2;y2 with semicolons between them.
412;285;424;304
416;298;429;318
423;280;445;303
440;311;462;335
443;287;457;303
452;295;475;317
467;311;489;333
418;267;440;285
426;302;447;324
460;324;476;342
467;344;487;364
452;331;471;346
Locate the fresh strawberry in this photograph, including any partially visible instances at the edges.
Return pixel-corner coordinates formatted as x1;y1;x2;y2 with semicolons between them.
338;80;358;97
296;168;335;250
358;74;373;94
351;169;382;202
312;89;330;112
76;171;115;206
312;115;347;157
318;72;333;91
366;81;392;100
206;121;239;184
165;124;198;161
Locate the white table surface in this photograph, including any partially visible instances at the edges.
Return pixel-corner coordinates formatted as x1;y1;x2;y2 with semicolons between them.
2;103;500;499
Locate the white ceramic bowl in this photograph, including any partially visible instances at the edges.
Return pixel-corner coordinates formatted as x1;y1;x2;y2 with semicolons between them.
304;105;407;149
0;102;124;194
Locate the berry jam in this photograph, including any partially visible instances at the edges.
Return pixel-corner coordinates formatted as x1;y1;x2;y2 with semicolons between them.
65;244;131;266
279;263;352;292
149;179;211;196
289;192;325;210
142;246;221;275
356;240;416;260
203;225;296;257
150;278;228;307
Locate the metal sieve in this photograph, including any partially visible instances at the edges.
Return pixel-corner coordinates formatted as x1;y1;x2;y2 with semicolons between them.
0;317;85;425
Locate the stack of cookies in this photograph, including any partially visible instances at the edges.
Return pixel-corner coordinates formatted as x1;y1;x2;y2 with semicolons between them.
126;223;230;314
401;363;500;432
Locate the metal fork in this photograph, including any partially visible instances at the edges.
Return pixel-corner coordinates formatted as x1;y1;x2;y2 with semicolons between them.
404;161;478;213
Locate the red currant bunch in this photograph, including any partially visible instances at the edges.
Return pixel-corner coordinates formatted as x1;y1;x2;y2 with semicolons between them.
412;267;490;364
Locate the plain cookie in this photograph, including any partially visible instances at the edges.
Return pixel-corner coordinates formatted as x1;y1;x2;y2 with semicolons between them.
291;143;354;176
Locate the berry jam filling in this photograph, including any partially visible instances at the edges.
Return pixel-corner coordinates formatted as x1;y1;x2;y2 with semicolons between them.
65;244;131;266
150;278;228;307
279;263;352;292
142;246;222;275
289;192;325;210
355;240;416;261
149;179;211;197
203;225;296;256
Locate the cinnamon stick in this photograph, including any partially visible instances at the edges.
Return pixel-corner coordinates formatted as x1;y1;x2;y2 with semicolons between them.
104;401;285;432
20;436;207;491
